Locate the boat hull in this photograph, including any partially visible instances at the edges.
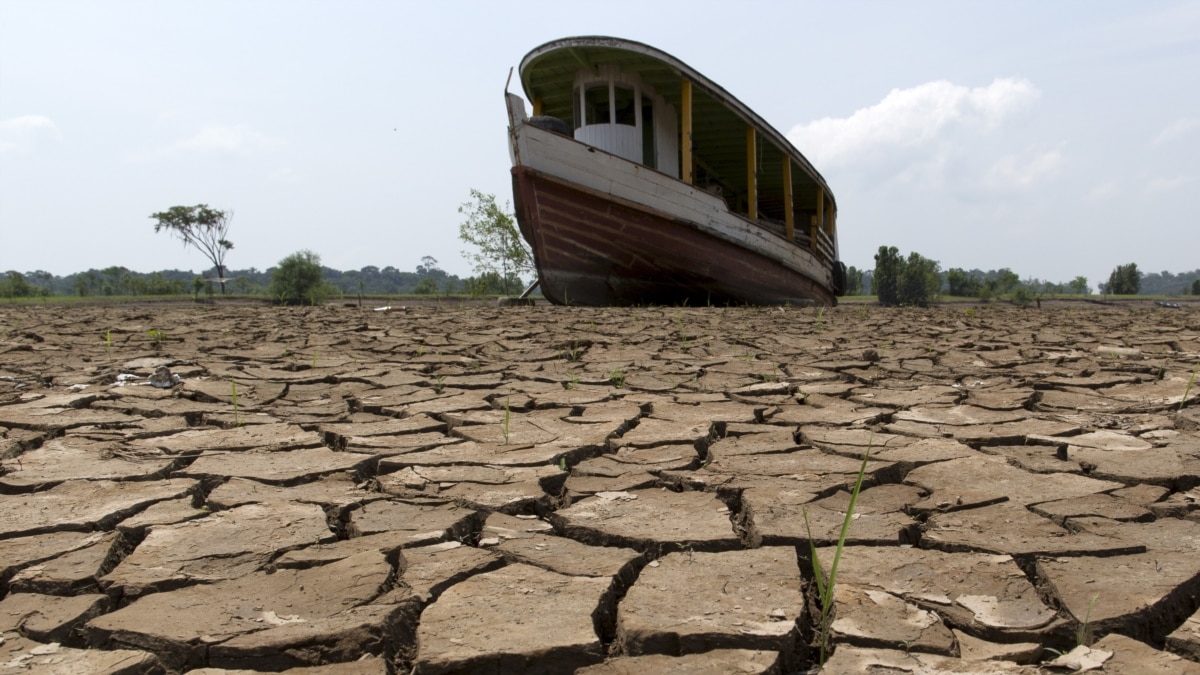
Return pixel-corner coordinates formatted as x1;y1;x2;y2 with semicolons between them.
512;166;836;307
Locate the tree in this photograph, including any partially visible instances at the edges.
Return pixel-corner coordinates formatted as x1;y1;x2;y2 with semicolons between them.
269;250;327;305
947;268;981;297
416;256;442;277
898;252;941;307
1106;263;1141;295
874;246;940;307
151;204;234;293
458;189;533;295
1193;279;1200;296
844;266;864;295
1068;276;1089;295
1;271;33;299
873;246;902;305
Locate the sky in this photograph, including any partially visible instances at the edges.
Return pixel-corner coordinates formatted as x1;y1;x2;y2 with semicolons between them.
2;1;1197;290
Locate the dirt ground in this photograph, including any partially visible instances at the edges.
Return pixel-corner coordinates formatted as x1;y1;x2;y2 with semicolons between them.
1;301;1199;674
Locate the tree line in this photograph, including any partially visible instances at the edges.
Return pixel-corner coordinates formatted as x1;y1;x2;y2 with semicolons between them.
841;247;1200;307
2;195;1195;305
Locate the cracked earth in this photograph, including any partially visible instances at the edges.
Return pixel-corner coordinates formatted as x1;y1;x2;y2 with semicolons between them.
1;301;1199;674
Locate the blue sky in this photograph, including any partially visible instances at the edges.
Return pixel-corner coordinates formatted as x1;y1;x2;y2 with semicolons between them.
2;1;1197;289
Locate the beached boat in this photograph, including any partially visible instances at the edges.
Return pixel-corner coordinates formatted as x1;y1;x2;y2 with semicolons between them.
506;36;847;306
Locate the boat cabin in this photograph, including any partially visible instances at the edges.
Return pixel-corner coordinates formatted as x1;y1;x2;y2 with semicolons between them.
570;65;680;177
520;37;838;263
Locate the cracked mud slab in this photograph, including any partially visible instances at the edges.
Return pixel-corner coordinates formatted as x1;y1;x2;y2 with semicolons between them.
413;562;610;674
614;547;805;666
550;488;741;553
86;550;393;671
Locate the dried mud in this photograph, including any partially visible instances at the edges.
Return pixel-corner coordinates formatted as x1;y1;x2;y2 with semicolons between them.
1;300;1199;674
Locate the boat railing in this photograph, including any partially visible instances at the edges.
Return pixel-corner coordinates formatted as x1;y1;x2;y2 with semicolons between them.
815;229;836;262
758;216;836;261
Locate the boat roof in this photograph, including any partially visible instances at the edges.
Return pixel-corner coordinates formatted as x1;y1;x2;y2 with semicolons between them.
519;36;835;212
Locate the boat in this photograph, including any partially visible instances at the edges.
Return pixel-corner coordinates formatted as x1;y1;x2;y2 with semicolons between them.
505;36;847;307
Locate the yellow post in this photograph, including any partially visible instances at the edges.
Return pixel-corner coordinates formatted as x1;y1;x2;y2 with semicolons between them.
783;159;794;240
746;125;757;221
533;98;544;116
681;79;693;185
814;187;824;254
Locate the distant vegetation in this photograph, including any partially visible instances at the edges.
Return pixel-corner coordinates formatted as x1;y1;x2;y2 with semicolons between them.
845;250;1198;305
0;262;477;301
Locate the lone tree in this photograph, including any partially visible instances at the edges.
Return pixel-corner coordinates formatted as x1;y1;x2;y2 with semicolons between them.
458;189;533;295
151;204;234;293
873;245;941;307
269;250;328;305
1105;263;1141;295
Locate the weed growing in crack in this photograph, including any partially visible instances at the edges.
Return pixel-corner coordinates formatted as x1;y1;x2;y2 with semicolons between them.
311;349;319;369
103;330;112;355
676;310;691;352
501;396;511;444
563;342;582;362
230;377;242;427
1076;593;1098;648
1045;593;1099;658
1182;362;1198;411
433;376;446;394
147;328;164;350
803;443;871;666
609;368;625;389
815;306;826;332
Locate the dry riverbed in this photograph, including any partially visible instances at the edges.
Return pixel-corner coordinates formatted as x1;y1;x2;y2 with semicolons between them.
1;301;1199;674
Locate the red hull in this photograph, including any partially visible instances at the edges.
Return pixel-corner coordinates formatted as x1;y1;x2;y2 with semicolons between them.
512;167;836;307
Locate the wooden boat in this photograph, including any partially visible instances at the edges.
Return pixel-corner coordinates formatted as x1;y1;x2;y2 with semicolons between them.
507;36;846;306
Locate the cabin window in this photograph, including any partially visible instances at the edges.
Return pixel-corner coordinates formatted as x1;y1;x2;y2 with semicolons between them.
585;84;611;125
614;86;636;126
641;97;655;168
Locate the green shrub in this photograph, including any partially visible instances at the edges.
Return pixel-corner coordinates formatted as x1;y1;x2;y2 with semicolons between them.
269;250;329;305
874;246;940;307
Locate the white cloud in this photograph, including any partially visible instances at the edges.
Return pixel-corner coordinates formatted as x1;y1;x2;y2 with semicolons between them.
0;115;63;153
1143;174;1199;195
1151;117;1199;147
1084;180;1119;202
787;78;1040;168
170;124;280;155
984;148;1064;190
135;124;282;160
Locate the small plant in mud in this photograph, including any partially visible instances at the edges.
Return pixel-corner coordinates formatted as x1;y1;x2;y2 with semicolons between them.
1045;593;1099;658
815;306;826;332
103;330;112;355
609;368;625;389
311;349;319;369
563;342;582;362
501;396;511;444
433;375;446;394
1182;362;1199;411
803;444;871;666
147;328;164;350
676;310;691;352
230;377;243;427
